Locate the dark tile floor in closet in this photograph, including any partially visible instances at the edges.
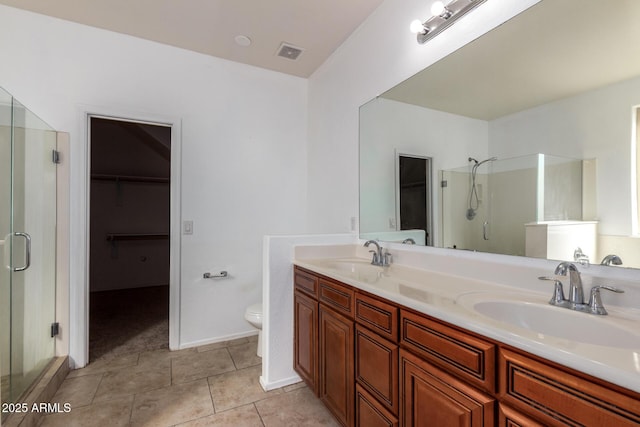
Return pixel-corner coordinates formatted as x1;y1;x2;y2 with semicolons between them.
90;285;169;362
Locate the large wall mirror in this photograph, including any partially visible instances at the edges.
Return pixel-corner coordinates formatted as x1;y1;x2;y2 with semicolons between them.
359;0;640;269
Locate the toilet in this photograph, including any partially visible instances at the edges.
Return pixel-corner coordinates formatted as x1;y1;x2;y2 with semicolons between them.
244;303;263;357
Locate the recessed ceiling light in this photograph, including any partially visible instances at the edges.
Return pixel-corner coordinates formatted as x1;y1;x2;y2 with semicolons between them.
234;35;252;47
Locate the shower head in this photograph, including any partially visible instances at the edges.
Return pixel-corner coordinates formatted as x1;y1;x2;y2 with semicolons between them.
468;157;478;164
466;208;476;220
476;156;498;166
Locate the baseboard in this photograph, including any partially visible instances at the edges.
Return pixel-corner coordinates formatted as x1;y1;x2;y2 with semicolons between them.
259;374;302;391
178;330;258;350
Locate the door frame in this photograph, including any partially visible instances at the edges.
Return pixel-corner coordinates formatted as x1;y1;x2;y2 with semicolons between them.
395;151;433;246
70;106;181;368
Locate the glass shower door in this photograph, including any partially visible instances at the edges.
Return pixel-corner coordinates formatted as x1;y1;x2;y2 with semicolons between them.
1;87;12;406
1;89;57;411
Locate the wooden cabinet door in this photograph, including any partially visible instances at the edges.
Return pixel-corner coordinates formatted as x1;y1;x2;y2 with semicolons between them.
355;324;398;415
400;349;494;427
356;384;399;427
320;304;355;427
294;290;318;395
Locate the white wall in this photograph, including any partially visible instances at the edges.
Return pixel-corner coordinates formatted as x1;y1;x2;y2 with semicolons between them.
0;5;309;359
306;0;540;234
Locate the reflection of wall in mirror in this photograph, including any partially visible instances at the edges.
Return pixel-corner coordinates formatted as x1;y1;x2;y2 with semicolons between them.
489;74;640;237
359;97;488;246
362;75;640;267
442;155;585;257
360;230;426;246
489;74;640;267
487;166;537;256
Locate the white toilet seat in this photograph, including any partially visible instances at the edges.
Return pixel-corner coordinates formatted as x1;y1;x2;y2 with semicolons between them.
245;303;262;319
244;302;263;357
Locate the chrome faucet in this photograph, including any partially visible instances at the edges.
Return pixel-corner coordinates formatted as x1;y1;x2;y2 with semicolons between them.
554;262;584;304
538;262;624;315
573;247;589;265
601;254;623;266
363;240;391;266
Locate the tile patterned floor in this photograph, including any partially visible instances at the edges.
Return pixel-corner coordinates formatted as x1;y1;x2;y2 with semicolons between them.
39;337;338;427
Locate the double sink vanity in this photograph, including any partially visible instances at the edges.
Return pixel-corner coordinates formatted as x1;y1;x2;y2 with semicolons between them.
292;244;640;426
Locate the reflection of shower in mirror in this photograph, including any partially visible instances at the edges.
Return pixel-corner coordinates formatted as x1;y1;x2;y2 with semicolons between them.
466;157;497;220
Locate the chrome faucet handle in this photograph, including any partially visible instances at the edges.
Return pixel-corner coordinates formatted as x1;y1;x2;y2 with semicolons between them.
368;250;380;265
573;247;590;265
538;276;566;305
382;250;392;266
588;285;624;315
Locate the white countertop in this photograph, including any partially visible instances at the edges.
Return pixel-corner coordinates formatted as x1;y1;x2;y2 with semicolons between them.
294;256;640;394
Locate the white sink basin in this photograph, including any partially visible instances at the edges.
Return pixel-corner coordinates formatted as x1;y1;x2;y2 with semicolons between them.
314;259;385;283
459;295;640;349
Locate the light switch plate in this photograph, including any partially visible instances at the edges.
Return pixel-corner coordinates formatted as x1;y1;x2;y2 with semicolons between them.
183;220;193;235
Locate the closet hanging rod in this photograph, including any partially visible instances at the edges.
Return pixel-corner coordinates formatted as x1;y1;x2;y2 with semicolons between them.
106;233;169;242
91;173;169;183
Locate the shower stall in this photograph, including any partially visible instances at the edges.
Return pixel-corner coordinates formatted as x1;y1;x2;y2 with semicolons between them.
441;154;585;256
1;87;58;416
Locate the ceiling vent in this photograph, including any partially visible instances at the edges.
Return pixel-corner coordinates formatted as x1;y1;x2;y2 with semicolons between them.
276;42;304;61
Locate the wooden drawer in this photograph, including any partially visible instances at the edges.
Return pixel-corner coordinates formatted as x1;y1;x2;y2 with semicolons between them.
400;309;495;393
319;278;354;318
498;403;545;427
355;384;398;427
499;348;640;427
355;292;398;342
294;266;319;298
355;324;398;415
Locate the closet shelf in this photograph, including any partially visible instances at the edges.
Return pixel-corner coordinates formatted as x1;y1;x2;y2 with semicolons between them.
92;174;169;184
106;233;169;242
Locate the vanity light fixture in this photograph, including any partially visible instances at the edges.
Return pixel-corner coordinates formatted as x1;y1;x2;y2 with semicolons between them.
410;0;487;44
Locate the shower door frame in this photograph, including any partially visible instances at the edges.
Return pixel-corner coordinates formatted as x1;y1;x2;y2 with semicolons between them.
70;106;182;368
1;96;59;408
